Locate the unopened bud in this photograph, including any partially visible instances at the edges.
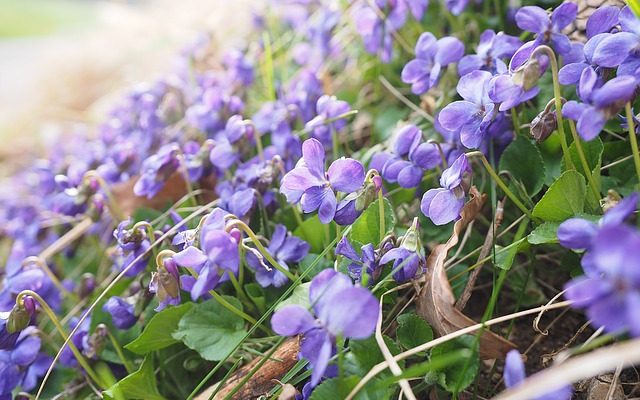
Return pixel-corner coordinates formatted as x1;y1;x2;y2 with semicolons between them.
7;296;36;334
530;109;557;143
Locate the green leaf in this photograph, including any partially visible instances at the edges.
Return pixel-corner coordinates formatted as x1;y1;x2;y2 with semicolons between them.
125;303;193;354
376;349;472;387
103;356;165;400
430;336;479;394
172;296;247;361
275;282;310;311
527;222;560;245
309;376;387;400
499;136;546;196
293;215;325;253
532;170;586;222
350;335;402;372
396;313;433;349
244;283;266;313
349;198;395;246
563;137;603;211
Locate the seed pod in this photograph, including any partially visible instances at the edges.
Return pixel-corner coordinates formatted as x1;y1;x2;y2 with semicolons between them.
530;109;557;143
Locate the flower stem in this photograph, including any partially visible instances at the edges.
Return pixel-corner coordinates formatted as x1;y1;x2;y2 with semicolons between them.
83;171;125;221
106;329;135;374
226;220;297;281
378;188;385;243
531;45;574;170
568;121;601;205
22;256;74;299
16;291;105;389
625;102;640;188
467;151;533;219
510;108;521;137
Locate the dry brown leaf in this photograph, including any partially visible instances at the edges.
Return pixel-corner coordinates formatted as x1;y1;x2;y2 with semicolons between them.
416;187;516;359
195;337;300;400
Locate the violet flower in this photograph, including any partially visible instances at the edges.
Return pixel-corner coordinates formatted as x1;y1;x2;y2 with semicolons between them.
593;6;640;76
562;68;637;140
280;138;365;224
149;256;181;311
304;95;351;147
438;70;496;149
379;218;425;282
246;224;309;288
585;6;620;39
352;0;408;63
209;115;252;170
558;32;610;86
172;208;240;300
271;269;378;386
334;174;382;225
134;143;181;199
216;181;256;219
445;0;469;16
112;220;151;278
401;32;465;95
0;296;36;351
458;30;522;76
513;3;577;62
421;153;471;225
0;328;51;399
564;223;640;337
503;349;572;399
381;124;442;188
103;297;136;330
558;193;638;252
335;237;385;283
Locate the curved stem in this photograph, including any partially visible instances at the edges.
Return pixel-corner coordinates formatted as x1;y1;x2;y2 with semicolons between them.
530;45;574;170
225;220;297;281
467;151;533;219
625;102;640;188
16;291;104;389
567;121;601;205
21;256;73;298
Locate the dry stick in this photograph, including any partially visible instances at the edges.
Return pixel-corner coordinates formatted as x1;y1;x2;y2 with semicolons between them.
455;198;505;310
379;76;434;123
606;363;624;400
344;301;573;400
34;199;220;399
493;338;640;400
375;288;417;400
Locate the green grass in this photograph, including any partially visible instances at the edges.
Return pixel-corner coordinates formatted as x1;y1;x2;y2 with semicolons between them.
0;0;95;38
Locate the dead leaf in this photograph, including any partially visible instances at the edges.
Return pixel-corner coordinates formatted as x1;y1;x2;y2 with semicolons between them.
416;187;516;359
277;384;300;400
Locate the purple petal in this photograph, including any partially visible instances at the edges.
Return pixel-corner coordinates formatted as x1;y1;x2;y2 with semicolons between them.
393;125;422;157
303;329;334;386
619;5;640;36
557;218;598;250
562;100;587;121
457;70;492;104
382;159;411;183
435;37;465;65
438;101;477;131
457;55;483;76
440;153;469;189
414;32;437;59
420;188;446;218
319;286;378;339
504;350;526;388
428;189;465;225
281;167;326;204
551;2;577;30
271;305;316;336
302;138;326;177
401;59;429;84
564;276;609;308
397;165;423;188
301;186;330;214
586;6;619;38
335;237;360;261
602;193;639;225
516;6;549;34
593;32;640;67
577;108;605;140
327;158;365;193
309;269;352;315
592;75;638;108
317;189;337;224
410;143;442;170
558;63;587;86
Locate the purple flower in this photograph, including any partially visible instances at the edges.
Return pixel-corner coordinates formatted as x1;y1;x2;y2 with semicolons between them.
216;182;256;219
134;143;181;199
103;297;136;329
336;237;382;283
421;154;471;225
593;6;640;76
352;0;408;63
334;174;382;225
209;115;253;170
380;125;442;188
149;256;181;311
514;3;577;60
401;32;465;95
562;68;637;140
172;208;240;300
305;95;351;147
379;218;425;282
445;0;469;16
439;71;496;149
489;50;544;111
280;138;365;223
0;262;61;314
503;349;572;400
0;328;50;398
112;220;151;278
458;30;522;76
558;33;611;86
246;224;309;288
564;223;640;337
585;6;620;39
271;269;378;386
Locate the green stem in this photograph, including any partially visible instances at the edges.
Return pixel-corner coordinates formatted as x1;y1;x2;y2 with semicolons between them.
262;32;276;102
226;220;297;281
106;330;135;374
531;45;574;170
510;108;521;137
625;102;640;188
17;291;105;389
467;152;534;219
378;188;385;242
568;120;601;204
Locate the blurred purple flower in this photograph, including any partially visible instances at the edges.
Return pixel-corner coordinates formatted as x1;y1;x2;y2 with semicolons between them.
280;138;365;223
0;328;51;398
305;95;351;147
458;30;521;76
514;3;577;60
593;6;640;76
134;143;181;199
103;297;136;330
402;32;465;95
149;257;181;311
504;349;572;399
271;269;378;386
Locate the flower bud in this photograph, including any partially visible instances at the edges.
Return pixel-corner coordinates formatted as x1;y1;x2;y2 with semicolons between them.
7;296;36;334
78;273;97;299
530;109;557;143
512;57;541;91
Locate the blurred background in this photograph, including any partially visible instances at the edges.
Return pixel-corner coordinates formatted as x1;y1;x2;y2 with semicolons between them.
0;0;254;173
